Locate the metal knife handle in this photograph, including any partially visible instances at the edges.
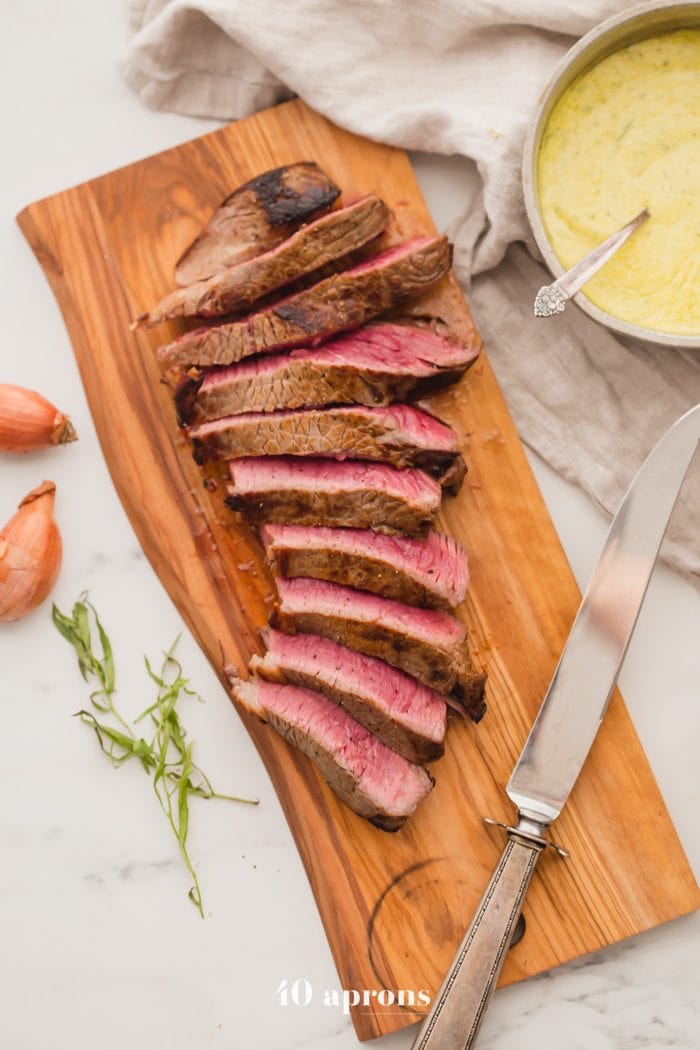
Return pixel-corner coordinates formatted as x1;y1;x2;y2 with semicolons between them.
412;831;545;1050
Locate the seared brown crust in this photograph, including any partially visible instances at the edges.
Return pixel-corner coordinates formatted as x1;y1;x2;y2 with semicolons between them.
173;369;204;427
273;602;449;695
174;359;403;425
437;456;467;497
173;342;477;427
270;545;441;609
158;238;453;369
190;405;465;493
142;196;390;326
225;484;436;537
453;671;487;721
245;165;340;227
174;162;341;286
278;602;485;720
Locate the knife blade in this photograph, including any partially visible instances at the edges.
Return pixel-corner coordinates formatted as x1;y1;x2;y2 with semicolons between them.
509;402;700;825
413;404;700;1050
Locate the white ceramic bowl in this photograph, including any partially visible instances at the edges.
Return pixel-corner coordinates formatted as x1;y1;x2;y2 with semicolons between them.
522;0;700;349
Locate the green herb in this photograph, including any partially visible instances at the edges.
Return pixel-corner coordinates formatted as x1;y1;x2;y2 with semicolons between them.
52;593;258;916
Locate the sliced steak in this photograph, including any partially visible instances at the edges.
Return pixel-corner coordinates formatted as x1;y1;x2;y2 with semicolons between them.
174;162;341;286
158;237;452;369
251;629;447;764
174;322;479;425
226;457;441;536
271;577;486;719
232;676;434;830
190;403;465;491
140;197;390;327
262;524;469;609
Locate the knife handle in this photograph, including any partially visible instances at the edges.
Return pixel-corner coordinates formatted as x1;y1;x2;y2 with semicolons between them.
411;831;545;1050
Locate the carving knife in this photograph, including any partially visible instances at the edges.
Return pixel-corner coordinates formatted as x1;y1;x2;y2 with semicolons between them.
412;403;700;1049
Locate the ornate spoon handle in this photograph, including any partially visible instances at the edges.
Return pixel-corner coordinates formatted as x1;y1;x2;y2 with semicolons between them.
411;829;546;1050
534;208;649;317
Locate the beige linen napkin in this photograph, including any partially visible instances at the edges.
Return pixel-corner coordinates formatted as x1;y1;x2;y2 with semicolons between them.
124;0;700;582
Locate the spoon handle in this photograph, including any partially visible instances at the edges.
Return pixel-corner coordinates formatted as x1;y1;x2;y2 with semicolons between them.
534;208;649;317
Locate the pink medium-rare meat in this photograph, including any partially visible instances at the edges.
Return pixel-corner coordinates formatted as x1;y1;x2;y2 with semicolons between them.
262;524;469;609
174;322;480;425
271;577;486;719
250;629;447;764
139;196;390;327
157;238;453;369
174;162;341;286
190;403;466;492
231;677;434;830
225;457;441;536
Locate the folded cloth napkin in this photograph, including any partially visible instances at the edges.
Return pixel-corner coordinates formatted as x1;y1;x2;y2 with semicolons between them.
125;0;700;582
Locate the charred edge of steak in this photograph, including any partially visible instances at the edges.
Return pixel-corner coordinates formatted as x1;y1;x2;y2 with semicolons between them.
224;489;435;537
192;443;205;467
402;451;466;493
242;163;341;227
369;811;420;833
224;494;242;513
439;454;467;495
272;298;323;335
174;370;204;427
174;163;342;287
452;669;487;722
410;362;475;399
409;450;465;486
191;435;211;463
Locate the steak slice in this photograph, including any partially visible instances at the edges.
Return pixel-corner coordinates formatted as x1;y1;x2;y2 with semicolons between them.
139;197;390;327
233;677;434;829
226;457;441;536
157;237;452;369
251;629;447;764
190;403;465;492
174;322;480;425
174;162;341;286
262;524;469;609
271;577;486;719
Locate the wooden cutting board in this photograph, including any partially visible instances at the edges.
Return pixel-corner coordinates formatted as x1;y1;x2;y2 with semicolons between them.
17;99;699;1042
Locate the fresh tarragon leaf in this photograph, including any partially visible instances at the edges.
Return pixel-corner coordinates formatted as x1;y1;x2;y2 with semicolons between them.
52;595;258;916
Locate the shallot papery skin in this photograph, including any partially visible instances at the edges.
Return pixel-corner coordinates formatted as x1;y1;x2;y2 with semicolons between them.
0;384;77;453
0;481;62;622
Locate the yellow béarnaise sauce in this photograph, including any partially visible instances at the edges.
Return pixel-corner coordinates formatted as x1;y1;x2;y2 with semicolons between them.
537;29;700;336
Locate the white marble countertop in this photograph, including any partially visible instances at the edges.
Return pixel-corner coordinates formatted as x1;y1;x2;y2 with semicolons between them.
1;3;698;1048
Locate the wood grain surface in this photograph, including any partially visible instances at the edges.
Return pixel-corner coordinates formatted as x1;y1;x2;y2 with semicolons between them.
17;99;699;1042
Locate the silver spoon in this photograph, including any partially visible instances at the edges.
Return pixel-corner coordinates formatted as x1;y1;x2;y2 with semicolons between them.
533;208;650;318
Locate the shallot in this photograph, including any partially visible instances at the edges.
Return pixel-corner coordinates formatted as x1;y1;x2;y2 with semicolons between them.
0;383;77;453
0;481;62;622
